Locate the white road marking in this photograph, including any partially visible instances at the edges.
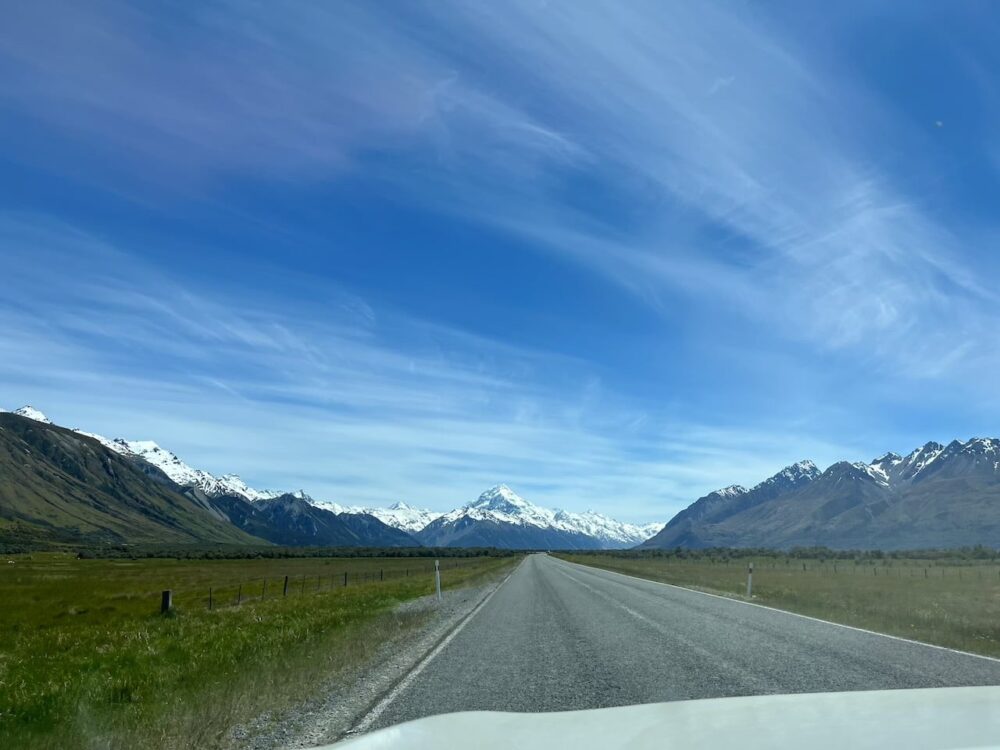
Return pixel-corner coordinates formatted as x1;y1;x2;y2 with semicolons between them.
346;559;523;735
555;556;1000;665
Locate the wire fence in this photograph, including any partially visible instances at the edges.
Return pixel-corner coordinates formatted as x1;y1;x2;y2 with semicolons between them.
156;558;472;613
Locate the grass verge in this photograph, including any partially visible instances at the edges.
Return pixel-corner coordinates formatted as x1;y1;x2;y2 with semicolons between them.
0;553;519;749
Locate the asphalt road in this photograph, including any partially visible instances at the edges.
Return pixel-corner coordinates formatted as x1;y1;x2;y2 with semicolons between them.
364;553;1000;730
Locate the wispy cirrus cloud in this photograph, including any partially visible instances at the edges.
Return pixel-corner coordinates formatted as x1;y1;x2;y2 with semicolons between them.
5;1;991;382
0;214;854;521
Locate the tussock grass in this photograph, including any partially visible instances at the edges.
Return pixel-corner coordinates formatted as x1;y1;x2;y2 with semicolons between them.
558;554;1000;658
0;553;517;749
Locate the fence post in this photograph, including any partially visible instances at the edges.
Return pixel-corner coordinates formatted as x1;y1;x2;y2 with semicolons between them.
283;575;289;597
262;579;267;600
209;587;213;610
746;562;753;598
435;559;442;603
344;571;348;586
161;589;173;614
380;568;384;582
237;584;242;605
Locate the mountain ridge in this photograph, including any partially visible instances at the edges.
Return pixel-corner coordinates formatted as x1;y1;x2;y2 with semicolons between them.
643;439;1000;550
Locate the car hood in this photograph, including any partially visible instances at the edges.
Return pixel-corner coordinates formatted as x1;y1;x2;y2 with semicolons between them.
324;686;1000;750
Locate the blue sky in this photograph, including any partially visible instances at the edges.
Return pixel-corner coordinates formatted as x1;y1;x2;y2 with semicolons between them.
2;2;1000;522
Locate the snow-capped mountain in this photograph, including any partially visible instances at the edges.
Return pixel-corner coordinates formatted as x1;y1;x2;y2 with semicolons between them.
644;439;1000;550
114;440;282;501
361;502;443;533
309;500;444;534
417;485;663;550
4;405;282;502
12;405;52;424
88;438;283;501
555;509;663;548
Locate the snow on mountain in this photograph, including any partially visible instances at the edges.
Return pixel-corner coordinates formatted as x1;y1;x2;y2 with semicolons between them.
310;499;358;514
3;405;282;501
13;405;52;424
114;440;282;500
757;460;821;489
434;484;661;546
204;474;283;501
308;500;443;532
122;440;204;484
364;502;442;533
73;430;131;453
715;484;749;499
852;461;890;485
555;509;663;546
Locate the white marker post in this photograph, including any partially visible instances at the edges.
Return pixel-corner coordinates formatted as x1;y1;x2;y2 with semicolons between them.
435;559;442;603
746;561;754;598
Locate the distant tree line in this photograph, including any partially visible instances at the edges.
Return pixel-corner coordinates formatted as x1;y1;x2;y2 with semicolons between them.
70;544;519;560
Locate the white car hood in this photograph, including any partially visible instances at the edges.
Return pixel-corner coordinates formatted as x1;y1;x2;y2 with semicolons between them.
325;687;1000;750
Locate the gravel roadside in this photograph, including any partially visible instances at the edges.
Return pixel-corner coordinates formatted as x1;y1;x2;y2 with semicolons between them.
230;564;515;750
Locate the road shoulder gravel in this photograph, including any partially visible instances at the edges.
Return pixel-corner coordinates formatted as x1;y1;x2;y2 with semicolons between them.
230;565;515;750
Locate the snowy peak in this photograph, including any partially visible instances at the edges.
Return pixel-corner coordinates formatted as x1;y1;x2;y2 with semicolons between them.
713;484;748;499
365;503;441;533
432;484;661;547
469;484;534;513
13;405;52;424
757;460;821;490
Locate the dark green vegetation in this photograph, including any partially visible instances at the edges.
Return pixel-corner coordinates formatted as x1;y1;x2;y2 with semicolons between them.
643;442;1000;550
561;550;1000;658
1;552;519;749
70;544;514;560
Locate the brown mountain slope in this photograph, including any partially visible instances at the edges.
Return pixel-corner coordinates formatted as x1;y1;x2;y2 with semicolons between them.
0;412;265;545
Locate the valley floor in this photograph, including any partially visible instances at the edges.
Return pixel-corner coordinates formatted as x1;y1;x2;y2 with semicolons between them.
0;552;517;750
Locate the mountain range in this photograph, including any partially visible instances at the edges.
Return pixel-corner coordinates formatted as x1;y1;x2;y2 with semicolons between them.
414;485;661;549
0;406;661;549
643;441;1000;550
14;402;997;552
315;488;660;548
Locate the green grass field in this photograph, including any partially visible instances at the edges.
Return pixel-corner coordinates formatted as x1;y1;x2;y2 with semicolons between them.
558;553;1000;658
0;552;519;750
